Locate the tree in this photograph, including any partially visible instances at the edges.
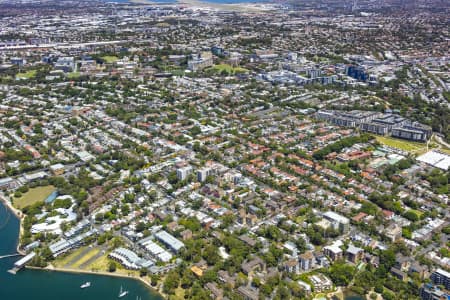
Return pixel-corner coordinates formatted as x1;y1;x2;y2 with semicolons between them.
40;246;53;261
139;267;148;277
203;244;220;265
150;274;159;287
189;126;201;137
163;271;180;294
327;261;356;286
403;210;419;222
108;261;117;272
264;225;282;241
295;237;307;253
379;248;396;271
354;270;377;293
136;221;147;232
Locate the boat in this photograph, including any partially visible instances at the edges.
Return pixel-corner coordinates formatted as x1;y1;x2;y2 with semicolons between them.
118;286;129;298
80;282;91;289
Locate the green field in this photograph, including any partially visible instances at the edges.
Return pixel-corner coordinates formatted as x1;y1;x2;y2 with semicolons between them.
13;185;55;209
16;70;37;80
72;247;101;269
53;246;90;268
101;56;119;63
67;72;81;79
171;69;186;76
375;136;427;154
409;209;424;218
207;64;248;75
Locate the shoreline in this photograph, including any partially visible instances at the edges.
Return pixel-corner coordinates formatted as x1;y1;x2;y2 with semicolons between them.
1;195;167;298
26;265;167;298
0;194;26;255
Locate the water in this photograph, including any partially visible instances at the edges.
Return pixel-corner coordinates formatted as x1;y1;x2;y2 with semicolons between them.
101;0;267;3
0;201;163;300
101;0;177;3
199;0;269;3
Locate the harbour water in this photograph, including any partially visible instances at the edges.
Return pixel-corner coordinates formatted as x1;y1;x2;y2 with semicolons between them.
0;201;163;300
102;0;268;3
199;0;269;3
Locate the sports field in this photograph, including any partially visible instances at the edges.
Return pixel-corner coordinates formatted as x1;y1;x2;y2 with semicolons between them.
13;185;56;209
101;56;119;63
16;70;37;80
375;136;427;154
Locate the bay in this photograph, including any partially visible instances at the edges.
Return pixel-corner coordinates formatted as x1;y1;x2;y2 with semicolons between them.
199;0;269;3
0;201;163;300
100;0;268;3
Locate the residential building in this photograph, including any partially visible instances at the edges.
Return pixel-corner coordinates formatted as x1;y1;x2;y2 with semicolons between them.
430;269;450;290
154;230;185;253
50;163;65;176
309;274;333;292
299;251;315;271
197;167;213;182
177;166;192;181
324;240;344;261
346;244;364;263
420;284;449;300
385;224;402;242
188;52;213;71
237;286;259;300
323;211;350;233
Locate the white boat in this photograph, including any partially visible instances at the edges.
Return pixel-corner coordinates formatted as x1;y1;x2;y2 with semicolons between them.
80;282;91;289
118;286;129;298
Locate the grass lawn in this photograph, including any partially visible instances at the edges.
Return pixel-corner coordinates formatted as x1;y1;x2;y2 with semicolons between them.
85;253;138;276
67;72;81;79
409;209;424;218
313;293;327;300
13;185;55;209
101;56;119;63
72;247;101;269
169;287;185;300
375;136;427;154
170;69;185;76
295;216;306;224
16;70;37;80
85;253;110;271
208;64;248;75
53;246;90;268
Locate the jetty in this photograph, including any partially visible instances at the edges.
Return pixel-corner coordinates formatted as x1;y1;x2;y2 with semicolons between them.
0;253;22;259
7;252;35;274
